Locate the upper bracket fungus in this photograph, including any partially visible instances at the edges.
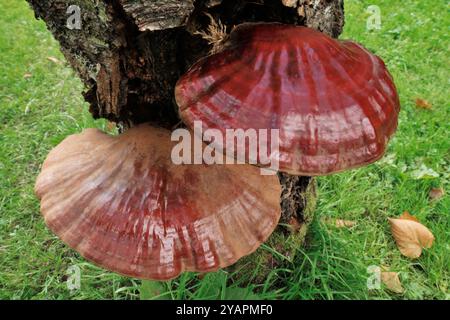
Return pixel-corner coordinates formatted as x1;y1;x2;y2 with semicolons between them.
35;124;281;280
176;23;400;175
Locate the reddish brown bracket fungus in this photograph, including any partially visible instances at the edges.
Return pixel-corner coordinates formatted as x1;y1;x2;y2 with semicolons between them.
35;124;281;280
176;23;400;175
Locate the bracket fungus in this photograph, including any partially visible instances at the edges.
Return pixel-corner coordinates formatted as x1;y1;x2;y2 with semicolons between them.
34;21;400;282
176;23;400;175
35;124;281;280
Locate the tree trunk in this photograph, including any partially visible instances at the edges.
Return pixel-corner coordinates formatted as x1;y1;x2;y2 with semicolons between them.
27;0;344;279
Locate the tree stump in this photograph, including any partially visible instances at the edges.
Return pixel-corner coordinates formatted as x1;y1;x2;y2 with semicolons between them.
27;0;344;280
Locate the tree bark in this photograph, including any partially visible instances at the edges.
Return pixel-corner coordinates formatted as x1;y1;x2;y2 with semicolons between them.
27;0;344;278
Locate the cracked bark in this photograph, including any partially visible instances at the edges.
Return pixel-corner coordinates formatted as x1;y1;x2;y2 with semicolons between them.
27;0;344;278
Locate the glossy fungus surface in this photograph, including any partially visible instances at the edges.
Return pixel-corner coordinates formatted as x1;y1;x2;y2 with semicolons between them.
176;23;400;175
35;124;281;280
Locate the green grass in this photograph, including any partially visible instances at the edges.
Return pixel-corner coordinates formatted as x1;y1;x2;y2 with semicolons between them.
0;0;448;300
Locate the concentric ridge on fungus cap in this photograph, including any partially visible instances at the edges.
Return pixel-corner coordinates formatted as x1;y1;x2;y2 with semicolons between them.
175;23;400;176
35;124;281;280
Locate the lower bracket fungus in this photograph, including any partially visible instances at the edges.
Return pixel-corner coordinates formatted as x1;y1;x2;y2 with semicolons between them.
35;124;281;280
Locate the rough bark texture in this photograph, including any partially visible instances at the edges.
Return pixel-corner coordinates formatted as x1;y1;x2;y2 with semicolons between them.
27;0;344;127
121;0;195;31
27;0;344;277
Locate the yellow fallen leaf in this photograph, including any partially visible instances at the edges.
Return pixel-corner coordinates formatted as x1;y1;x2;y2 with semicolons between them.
389;214;434;259
322;218;357;228
334;219;357;228
415;98;432;109
23;73;32;79
381;271;404;294
429;187;445;201
47;56;61;64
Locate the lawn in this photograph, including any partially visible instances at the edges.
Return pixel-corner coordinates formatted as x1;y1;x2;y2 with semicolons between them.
0;0;448;300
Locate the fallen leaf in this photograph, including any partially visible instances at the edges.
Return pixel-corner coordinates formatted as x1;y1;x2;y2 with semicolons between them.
287;216;302;233
323;218;356;228
381;271;404;294
389;214;434;259
429;187;444;201
297;5;305;17
106;121;117;132
415;98;432;109
399;211;419;222
47;56;61;64
334;219;357;228
23;73;32;79
281;0;298;8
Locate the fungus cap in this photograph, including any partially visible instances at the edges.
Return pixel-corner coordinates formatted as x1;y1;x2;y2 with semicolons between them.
35;124;281;280
175;23;400;175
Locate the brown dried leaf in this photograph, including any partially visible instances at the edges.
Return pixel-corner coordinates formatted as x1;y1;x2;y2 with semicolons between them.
287;216;302;233
399;211;419;222
429;187;445;201
381;271;404;294
415;98;432;109
106;121;117;132
389;215;434;259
